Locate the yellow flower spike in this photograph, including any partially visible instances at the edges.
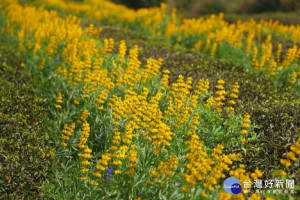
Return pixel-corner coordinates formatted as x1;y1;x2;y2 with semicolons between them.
81;160;91;165
73;97;80;105
126;170;135;175
194;40;202;51
240;138;246;144
289;71;298;88
80;110;89;122
55;104;62;109
240;129;248;135
266;197;275;200
56;92;63;104
242;123;250;128
210;42;218;56
254;169;263;178
90;181;99;186
151;170;160;179
280;159;291;168
182;186;190;193
118;40;127;62
146;180;154;185
249;193;261;200
96;164;106;171
212;79;227;112
92;172;102;178
286;151;297;161
81;168;89;173
60;142;67;147
205;97;214;108
276;170;287;176
127;180;133;183
84;148;92;153
80;176;88;181
61;135;70;140
201;192;208;198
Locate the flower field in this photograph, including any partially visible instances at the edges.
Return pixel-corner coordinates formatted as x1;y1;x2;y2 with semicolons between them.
0;0;299;199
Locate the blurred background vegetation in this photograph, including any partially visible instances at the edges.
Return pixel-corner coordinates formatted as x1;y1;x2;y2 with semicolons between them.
112;0;300;13
110;0;300;24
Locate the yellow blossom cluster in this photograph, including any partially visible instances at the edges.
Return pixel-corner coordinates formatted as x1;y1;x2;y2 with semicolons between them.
289;71;298;88
118;40;127;62
96;89;108;110
84;24;102;38
276;43;282;63
55;92;63;109
219;164;261;200
159;69;170;91
102;38;114;54
165;75;196;129
240;113;251;144
227;82;239;111
279;137;300;170
210;79;227;113
60;123;75;147
36;0;300;87
155;155;178;180
194;78;210;96
78;122;92;181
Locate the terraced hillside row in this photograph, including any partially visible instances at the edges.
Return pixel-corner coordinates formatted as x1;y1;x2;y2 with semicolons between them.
39;0;300;89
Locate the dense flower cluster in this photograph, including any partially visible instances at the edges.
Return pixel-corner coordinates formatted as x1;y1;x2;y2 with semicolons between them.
60;123;75;147
38;0;300;88
279;137;300;170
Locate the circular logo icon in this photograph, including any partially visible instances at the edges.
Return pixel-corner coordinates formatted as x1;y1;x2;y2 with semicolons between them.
223;177;242;194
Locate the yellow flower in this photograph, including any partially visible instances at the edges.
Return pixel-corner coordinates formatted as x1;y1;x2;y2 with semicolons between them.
60;142;67;147
254;169;263;177
90;180;98;186
146;180;154;185
286;151;297;161
92;172;102;178
280;159;291;168
96;164;106;171
182;186;190;193
84;148;92;153
240;129;248;135
276;170;287;176
126;170;135;175
250;193;261;200
73;97;80;105
201;192;208;198
81;160;91;165
266;197;275;200
81;168;89;173
240;138;246;144
56;92;63;104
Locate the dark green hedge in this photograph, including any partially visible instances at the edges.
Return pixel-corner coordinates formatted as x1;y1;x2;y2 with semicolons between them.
0;34;49;199
111;0;164;9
